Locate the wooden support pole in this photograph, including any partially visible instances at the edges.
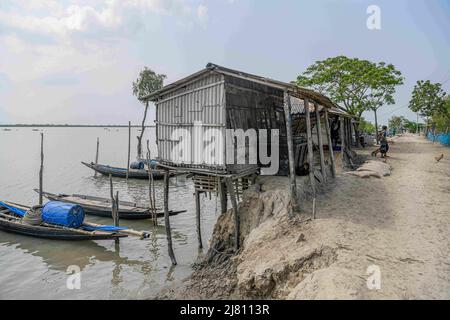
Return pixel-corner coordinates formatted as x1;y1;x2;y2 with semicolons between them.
39;133;44;205
340;117;348;168
164;170;177;265
324;108;336;178
94;137;99;177
114;191;120;244
146;140;157;226
283;91;297;206
305;99;316;219
195;190;203;249
219;179;228;214
126;121;131;181
314;104;326;182
226;177;240;251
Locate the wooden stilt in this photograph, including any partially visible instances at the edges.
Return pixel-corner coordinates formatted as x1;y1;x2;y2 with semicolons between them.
146;140;157;226
314;103;326;182
283;91;297;208
126;121;131;181
195;190;203;249
340;117;348;167
219;179;228;214
164;170;177;265
324;108;336;178
94;137;99;177
109;175;120;244
226;177;240;251
39;133;44;205
305;99;316;220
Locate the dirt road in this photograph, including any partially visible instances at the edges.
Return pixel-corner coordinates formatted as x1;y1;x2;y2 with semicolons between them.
159;134;450;299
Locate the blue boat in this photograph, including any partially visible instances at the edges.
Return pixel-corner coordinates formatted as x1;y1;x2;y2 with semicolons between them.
81;161;167;180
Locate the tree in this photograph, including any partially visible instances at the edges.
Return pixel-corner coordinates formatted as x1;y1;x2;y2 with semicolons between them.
409;80;446;134
359;117;375;134
388;115;405;133
296;56;403;145
430;96;450;133
132;67;166;158
365;63;403;143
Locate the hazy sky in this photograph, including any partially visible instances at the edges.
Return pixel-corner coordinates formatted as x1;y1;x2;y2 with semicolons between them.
0;0;449;125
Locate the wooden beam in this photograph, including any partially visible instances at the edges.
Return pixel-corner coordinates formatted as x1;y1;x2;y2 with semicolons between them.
314;103;326;182
226;177;240;251
324;108;336;178
305;99;316;220
195;190;203;249
164;170;177;265
283;91;297;206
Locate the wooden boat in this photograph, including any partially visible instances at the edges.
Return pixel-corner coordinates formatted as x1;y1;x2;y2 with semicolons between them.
0;201;128;241
81;161;167;180
36;190;186;220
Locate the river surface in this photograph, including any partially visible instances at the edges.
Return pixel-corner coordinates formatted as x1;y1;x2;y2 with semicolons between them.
0;127;220;299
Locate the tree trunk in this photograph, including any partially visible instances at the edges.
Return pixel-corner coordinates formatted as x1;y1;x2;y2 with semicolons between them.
374;109;379;144
137;101;149;159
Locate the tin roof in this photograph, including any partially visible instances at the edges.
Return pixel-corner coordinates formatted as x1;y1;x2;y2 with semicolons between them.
144;63;352;114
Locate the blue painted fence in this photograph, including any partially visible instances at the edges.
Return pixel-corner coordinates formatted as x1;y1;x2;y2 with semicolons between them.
427;132;450;146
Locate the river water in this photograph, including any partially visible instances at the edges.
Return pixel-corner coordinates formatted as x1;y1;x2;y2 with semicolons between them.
0;127;219;299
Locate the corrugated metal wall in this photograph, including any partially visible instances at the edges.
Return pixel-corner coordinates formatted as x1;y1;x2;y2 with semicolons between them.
156;72;226;169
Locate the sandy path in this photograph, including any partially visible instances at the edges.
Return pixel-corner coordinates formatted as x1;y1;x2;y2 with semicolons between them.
157;134;450;300
306;133;450;299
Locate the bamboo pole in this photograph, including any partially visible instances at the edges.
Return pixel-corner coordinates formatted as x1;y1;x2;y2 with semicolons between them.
126;121;131;181
195;190;203;249
283;91;297;207
39;133;44;205
324;108;336;178
226;177;240;251
146;140;157;226
114;191;120;244
305;99;316;220
94;137;99;177
340;117;348;167
314;103;326;182
164;170;177;265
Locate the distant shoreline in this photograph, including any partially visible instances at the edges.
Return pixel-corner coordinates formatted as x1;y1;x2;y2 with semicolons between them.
0;124;155;128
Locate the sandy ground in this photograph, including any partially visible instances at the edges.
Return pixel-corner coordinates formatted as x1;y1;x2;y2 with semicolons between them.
158;134;450;299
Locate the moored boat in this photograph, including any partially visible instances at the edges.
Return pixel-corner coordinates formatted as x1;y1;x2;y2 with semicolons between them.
35;190;186;220
0;201;128;240
81;161;167;180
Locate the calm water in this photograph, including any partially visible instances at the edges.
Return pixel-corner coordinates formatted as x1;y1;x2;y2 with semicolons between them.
0;127;220;299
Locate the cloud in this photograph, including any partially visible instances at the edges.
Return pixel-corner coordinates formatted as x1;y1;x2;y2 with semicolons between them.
197;5;209;26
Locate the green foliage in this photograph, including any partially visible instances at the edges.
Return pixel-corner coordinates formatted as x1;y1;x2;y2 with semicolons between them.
408;80;446;118
359;117;375;134
403;118;420;132
388;115;405;131
296;56;403;117
431;96;450;132
132;67;166;103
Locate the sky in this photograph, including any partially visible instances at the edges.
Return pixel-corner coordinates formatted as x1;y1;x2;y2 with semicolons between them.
0;0;449;125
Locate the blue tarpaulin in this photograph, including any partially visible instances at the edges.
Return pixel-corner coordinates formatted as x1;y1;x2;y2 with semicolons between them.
427;132;450;147
42;201;85;228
